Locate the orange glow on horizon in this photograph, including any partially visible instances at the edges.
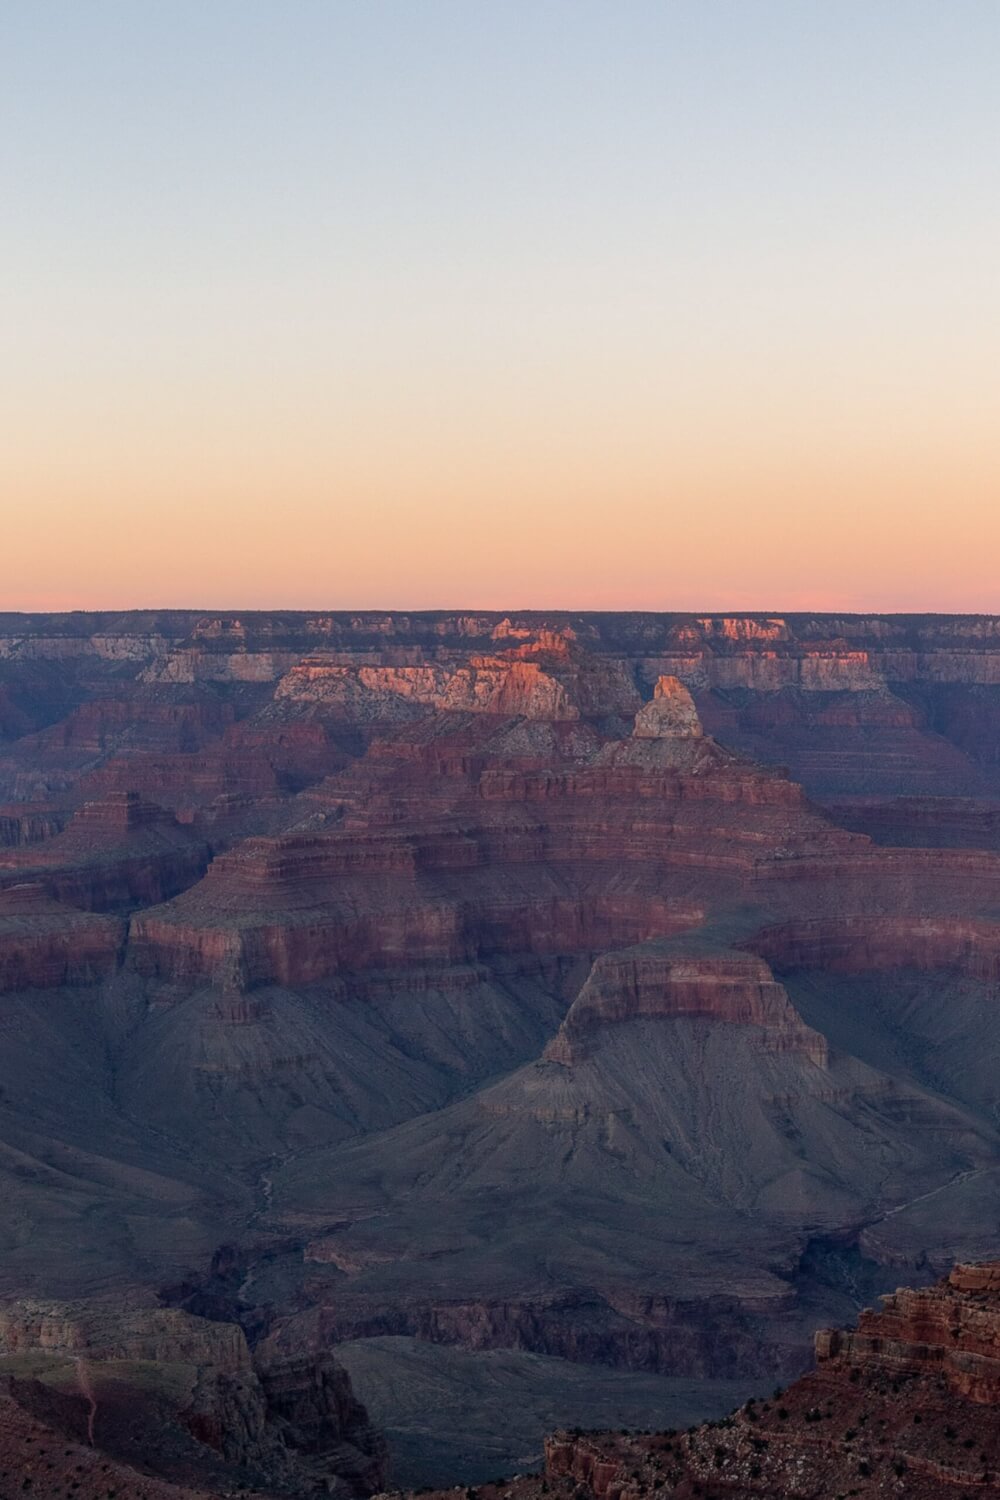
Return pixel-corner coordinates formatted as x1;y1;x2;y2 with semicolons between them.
4;2;998;614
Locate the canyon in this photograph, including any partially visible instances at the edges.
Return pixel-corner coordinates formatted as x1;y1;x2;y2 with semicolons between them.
2;610;1000;1491
403;1259;1000;1499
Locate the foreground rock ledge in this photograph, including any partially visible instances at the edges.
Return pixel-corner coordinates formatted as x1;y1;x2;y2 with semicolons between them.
380;1261;1000;1498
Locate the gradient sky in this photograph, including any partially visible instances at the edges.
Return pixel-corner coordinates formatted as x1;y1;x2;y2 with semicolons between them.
3;0;998;612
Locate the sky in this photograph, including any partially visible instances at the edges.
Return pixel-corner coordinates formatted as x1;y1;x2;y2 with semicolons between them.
2;0;998;612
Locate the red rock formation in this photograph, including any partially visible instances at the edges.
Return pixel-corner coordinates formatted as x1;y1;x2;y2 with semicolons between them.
0;1299;385;1497
815;1262;1000;1404
21;694;236;754
77;746;286;811
0;791;210;910
8;610;1000;1491
129;823;707;988
632;676;703;739
395;1261;1000;1499
10;608;1000;800
750;914;1000;980
274;637;640;723
0;883;124;991
127;712;859;990
0;801;67;846
545;946;827;1065
826;794;1000;849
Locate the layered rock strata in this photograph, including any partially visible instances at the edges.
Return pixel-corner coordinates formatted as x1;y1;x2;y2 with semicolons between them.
5;611;1000;1491
0;882;124;991
0;791;210;910
545;946;827;1065
0;1298;385;1497
387;1261;1000;1498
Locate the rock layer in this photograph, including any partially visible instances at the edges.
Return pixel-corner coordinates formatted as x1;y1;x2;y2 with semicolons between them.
391;1260;1000;1497
0;883;124;991
4;612;1000;1488
0;1297;385;1497
545;946;827;1065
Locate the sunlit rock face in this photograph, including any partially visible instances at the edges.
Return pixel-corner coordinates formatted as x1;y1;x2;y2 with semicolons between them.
632;675;703;738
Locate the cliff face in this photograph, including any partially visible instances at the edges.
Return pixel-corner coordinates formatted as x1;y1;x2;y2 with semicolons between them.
0;804;67;847
5;609;1000;802
0;883;124;990
124;679;861;993
0;1298;385;1498
545;947;827;1065
0;792;210;910
815;1263;1000;1406
388;1261;1000;1499
0;1391;274;1500
751;914;1000;980
273;636;642;724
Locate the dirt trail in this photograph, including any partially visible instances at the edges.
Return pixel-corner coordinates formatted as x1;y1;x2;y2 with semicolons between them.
73;1354;98;1445
876;1165;986;1223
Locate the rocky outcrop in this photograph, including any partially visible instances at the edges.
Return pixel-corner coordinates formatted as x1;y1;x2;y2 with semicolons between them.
545;945;827;1065
254;1345;387;1492
274;636;641;723
0;1389;271;1500
0;1299;250;1369
815;1262;1000;1404
0;1298;386;1497
0;882;124;991
750;914;1000;980
393;1261;1000;1498
0;791;210;910
0;802;67;846
631;676;702;738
